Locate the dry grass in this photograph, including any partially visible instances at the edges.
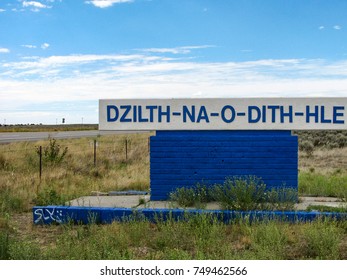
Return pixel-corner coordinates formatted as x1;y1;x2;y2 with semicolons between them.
1;132;347;260
1;133;346;211
0;133;152;211
299;147;347;174
0;124;97;132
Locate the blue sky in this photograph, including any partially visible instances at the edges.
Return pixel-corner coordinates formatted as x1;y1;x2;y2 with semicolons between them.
1;0;347;124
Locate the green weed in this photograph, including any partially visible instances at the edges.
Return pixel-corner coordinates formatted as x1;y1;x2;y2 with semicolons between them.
8;240;41;260
299;172;347;198
306;205;347;213
37;138;68;165
169;182;210;208
0;188;23;213
212;176;267;210
0;231;10;260
264;187;298;211
247;221;289;259
301;219;343;259
34;187;68;206
170;177;298;211
3;214;347;260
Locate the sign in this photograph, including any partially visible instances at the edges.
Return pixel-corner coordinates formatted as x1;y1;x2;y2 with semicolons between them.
99;98;347;130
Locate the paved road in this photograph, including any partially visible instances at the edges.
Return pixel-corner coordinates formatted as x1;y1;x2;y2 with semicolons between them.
0;130;148;144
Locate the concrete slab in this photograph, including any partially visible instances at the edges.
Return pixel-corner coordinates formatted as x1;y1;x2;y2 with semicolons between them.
68;195;347;211
69;195;150;208
295;196;347;211
139;201;234;210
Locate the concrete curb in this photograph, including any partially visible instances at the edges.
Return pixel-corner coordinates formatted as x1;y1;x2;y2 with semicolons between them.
33;205;347;225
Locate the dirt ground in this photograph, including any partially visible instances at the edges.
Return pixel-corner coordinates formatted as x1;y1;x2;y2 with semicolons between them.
299;147;347;173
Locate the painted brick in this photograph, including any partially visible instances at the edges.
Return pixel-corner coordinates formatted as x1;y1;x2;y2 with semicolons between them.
33;206;347;225
150;130;298;200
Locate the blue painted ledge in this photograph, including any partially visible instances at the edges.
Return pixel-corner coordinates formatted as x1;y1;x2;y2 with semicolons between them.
33;206;347;225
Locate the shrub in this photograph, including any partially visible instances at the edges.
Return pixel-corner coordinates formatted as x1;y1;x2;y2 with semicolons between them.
170;176;298;211
34;187;67;206
37;138;68;165
299;140;314;157
211;176;267;210
169;182;210;208
170;187;196;207
264;187;298;211
295;130;347;150
336;134;347;148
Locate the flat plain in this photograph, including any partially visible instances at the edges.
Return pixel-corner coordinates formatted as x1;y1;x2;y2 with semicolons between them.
0;129;346;259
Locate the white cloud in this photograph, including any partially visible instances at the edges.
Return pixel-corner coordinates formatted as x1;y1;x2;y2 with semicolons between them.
1;51;347;124
23;1;47;8
0;48;10;53
141;45;215;55
142;47;191;55
3;54;150;71
319;26;325;30
41;43;50;49
333;25;342;30
0;9;6;12
22;1;51;12
86;0;134;8
22;44;37;49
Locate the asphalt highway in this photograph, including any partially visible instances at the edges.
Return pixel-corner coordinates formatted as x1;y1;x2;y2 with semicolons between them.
0;130;148;144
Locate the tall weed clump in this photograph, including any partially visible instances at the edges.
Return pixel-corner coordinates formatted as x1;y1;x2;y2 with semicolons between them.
301;219;343;259
0;187;23;213
299;172;347;198
170;176;298;211
169;182;210;208
265;187;298;211
246;221;289;259
212;176;267;210
37;138;68;165
34;187;68;206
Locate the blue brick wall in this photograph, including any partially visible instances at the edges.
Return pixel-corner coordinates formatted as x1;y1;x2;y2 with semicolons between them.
150;130;298;201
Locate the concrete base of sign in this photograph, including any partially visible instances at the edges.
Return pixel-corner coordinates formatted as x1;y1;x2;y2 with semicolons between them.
67;194;346;211
33;195;347;225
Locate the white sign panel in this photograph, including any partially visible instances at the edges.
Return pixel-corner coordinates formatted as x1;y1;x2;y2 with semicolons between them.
99;98;347;130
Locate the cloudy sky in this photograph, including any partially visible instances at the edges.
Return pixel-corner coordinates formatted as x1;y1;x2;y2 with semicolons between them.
1;0;347;124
